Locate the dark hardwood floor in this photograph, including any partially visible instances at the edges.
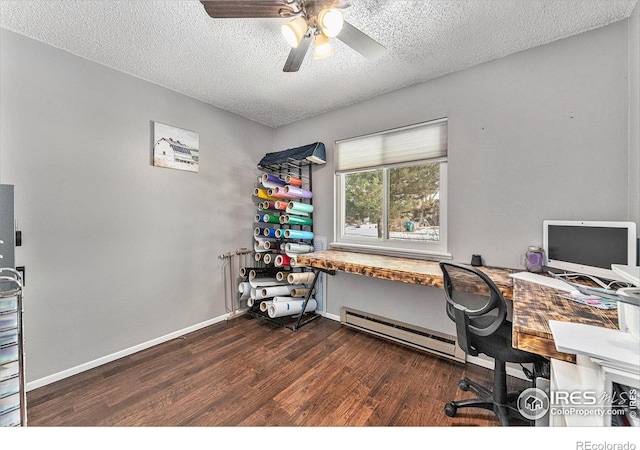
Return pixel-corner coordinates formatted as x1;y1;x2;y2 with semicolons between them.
26;315;530;426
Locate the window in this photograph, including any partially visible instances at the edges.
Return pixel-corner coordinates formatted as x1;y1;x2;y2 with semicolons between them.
334;118;448;258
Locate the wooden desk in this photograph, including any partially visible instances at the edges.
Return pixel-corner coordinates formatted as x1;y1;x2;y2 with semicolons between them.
296;250;620;363
511;279;618;363
295;249;515;298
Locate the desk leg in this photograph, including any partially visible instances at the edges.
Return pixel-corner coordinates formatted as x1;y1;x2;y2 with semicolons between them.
292;269;321;331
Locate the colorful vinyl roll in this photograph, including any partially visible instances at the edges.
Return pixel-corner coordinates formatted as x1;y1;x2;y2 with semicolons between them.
282;215;313;226
284;229;314;240
275;229;285;239
273;186;297;199
285;175;303;187
290;288;310;297
261;214;280;224
285;243;314;254
274;201;289;210
261;173;287;189
267;299;317;318
263;228;279;238
254;227;265;236
275;254;291;267
254;188;277;201
283;185;313;199
259;201;276;210
288;272;316;284
260;284;305;298
287;201;314;214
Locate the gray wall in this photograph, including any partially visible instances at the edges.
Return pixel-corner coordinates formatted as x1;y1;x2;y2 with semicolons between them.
0;29;271;383
1;9;638;386
272;19;637;334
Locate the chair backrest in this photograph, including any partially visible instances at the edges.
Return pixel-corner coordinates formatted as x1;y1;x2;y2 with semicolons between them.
439;261;508;356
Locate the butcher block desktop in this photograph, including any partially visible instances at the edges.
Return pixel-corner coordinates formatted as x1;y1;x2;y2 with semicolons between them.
296;250;619;363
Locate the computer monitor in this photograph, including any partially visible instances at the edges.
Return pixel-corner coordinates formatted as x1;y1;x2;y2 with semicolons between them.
542;220;638;281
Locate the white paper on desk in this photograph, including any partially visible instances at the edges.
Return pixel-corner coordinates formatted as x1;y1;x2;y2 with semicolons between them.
549;320;640;371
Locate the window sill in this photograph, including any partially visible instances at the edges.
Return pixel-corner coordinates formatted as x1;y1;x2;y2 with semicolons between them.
329;242;452;261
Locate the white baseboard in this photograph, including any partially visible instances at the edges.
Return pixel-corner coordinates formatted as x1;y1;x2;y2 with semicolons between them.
26;312;237;391
322;311;341;322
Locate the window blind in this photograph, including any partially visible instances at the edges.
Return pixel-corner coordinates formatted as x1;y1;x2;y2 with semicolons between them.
335;118;448;172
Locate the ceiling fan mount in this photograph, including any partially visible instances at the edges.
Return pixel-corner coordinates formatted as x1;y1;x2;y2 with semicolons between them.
199;0;385;72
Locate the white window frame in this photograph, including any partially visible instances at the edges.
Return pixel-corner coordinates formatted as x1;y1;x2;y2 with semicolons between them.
332;119;450;260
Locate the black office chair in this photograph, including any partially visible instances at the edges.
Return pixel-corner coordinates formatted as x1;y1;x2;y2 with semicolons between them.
439;261;547;426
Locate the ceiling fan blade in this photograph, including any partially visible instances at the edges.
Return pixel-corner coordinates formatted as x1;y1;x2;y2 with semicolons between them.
283;35;312;72
200;0;295;19
337;20;385;59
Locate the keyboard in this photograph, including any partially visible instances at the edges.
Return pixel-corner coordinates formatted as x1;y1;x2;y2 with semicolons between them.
509;271;577;292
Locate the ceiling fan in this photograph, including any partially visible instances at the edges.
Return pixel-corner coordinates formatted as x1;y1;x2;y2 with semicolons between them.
199;0;386;72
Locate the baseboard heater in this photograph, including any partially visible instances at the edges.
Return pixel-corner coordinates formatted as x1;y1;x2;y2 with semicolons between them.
340;307;465;363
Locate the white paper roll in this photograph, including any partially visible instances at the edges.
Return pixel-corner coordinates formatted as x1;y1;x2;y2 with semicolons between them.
247;297;255;307
238;281;251;301
267;299;317;318
272;296;297;302
249;277;280;288
287;272;316;284
260;284;305;298
260;300;273;312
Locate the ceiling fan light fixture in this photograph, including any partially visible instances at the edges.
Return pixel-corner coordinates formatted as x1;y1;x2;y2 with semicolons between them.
313;33;334;60
317;7;344;38
281;16;308;48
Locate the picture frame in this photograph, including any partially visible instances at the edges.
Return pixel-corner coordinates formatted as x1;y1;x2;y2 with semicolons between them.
152;121;199;172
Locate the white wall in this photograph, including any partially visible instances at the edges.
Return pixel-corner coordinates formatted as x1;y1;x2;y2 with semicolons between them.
0;29;271;384
273;19;635;334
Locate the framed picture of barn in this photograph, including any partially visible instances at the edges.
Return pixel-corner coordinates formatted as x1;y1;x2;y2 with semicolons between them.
152;121;199;172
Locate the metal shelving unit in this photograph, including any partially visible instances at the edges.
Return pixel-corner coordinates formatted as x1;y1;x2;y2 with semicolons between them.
245;149;324;331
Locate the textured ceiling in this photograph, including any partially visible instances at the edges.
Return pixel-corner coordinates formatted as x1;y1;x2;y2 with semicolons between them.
0;0;637;127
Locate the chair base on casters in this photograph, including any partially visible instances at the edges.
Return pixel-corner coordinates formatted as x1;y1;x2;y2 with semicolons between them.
444;376;532;427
